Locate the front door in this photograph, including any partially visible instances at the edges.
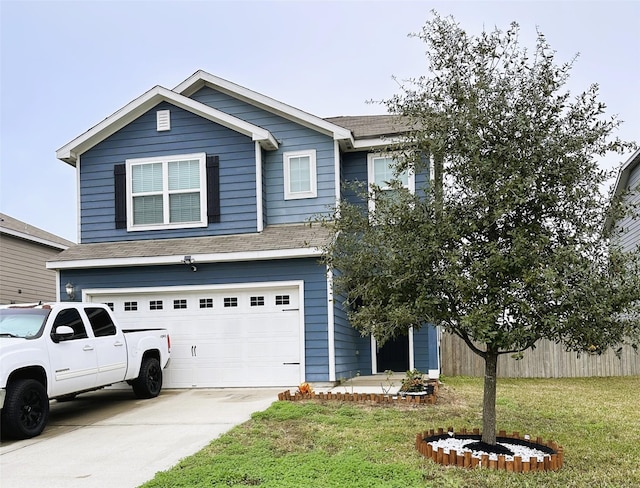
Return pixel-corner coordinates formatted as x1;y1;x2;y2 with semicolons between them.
376;334;410;372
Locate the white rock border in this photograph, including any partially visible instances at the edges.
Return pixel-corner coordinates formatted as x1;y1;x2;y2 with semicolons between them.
428;437;549;462
416;428;563;472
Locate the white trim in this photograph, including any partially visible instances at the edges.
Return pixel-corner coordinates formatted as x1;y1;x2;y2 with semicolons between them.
605;147;640;230
350;136;406;151
174;70;354;145
55;270;61;301
83;280;304;296
255;141;264;232
125;152;207;232
283;149;317;200
326;268;336;382
408;327;415;370
75;155;81;242
367;153;415;215
367;153;415;192
47;247;322;270
334;140;341;209
0;227;71;250
83;280;307;385
370;339;378;375
370;328;414;374
56;86;278;165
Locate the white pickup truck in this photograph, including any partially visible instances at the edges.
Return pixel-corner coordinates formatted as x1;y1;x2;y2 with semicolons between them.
0;302;171;439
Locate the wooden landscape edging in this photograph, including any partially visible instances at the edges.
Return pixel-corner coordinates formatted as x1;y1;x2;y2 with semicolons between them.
277;383;438;405
416;427;563;472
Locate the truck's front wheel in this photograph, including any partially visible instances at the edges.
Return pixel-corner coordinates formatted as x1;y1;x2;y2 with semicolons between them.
132;357;162;399
1;379;50;439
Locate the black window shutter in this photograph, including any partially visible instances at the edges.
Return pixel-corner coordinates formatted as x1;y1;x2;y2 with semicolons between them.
114;164;127;229
206;155;220;223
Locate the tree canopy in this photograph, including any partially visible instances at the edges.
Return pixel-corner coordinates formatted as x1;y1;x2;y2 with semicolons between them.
321;13;640;446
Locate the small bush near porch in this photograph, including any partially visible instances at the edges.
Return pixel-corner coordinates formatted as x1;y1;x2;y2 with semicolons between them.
140;376;640;488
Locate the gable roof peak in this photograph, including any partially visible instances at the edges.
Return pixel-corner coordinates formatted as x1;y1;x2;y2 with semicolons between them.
174;70;355;147
56;83;278;165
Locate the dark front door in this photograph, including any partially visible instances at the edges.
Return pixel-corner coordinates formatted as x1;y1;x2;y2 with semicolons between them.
376;335;409;372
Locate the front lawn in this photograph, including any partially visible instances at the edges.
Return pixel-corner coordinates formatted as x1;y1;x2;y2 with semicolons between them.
140;376;640;487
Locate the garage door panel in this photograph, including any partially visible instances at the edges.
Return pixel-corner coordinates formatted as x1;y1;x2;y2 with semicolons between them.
93;286;303;388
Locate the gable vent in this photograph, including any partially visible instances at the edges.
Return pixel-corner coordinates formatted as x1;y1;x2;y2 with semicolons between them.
156;110;171;131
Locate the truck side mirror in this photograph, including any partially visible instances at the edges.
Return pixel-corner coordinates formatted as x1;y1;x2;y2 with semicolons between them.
51;325;75;343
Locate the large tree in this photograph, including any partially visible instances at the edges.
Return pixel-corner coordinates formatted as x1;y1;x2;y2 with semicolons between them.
322;13;640;446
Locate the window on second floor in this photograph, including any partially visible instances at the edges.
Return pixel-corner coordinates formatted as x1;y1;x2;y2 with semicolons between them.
367;153;415;213
283;149;317;200
367;154;414;191
125;153;207;231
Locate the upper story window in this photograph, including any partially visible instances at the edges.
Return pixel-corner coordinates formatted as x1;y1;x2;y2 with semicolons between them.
283;149;317;200
367;154;414;192
126;153;207;231
367;154;415;213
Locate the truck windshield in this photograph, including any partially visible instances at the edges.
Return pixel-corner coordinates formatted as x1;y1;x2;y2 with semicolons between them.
0;308;50;339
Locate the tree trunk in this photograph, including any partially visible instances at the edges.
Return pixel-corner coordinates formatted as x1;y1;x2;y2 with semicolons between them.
481;350;498;445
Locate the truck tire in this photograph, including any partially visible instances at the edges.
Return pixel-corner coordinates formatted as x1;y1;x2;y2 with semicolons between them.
1;379;50;439
132;357;162;399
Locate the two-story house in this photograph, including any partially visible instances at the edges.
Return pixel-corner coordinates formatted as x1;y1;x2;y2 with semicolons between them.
49;70;440;388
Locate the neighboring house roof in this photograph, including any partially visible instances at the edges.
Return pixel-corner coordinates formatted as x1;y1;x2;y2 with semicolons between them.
0;213;75;249
47;223;332;270
56;85;280;166
605;148;640;231
611;148;640;198
174;70;355;147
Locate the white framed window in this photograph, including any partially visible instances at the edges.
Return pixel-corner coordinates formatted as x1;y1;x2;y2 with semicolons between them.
367;153;415;213
367;154;414;192
283;149;317;200
126;152;207;231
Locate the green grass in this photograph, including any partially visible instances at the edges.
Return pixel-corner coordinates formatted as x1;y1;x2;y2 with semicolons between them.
140;376;640;487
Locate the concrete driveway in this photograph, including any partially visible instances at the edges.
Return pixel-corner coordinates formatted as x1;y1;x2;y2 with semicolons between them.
0;387;281;488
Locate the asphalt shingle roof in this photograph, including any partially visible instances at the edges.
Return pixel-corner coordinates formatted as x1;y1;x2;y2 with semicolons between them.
325;115;411;139
51;223;332;263
0;213;75;248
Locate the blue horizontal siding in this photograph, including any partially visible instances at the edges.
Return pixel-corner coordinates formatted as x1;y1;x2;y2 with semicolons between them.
79;101;258;243
59;257;331;381
333;294;372;380
414;324;438;372
190;87;336;225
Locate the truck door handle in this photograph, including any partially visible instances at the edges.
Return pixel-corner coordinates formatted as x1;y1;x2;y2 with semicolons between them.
83;345;94;351
114;341;124;347
283;362;300;365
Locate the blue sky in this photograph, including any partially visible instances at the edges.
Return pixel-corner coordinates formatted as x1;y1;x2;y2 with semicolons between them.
1;0;638;242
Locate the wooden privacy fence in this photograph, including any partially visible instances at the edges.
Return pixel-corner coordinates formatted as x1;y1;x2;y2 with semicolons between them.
441;332;640;378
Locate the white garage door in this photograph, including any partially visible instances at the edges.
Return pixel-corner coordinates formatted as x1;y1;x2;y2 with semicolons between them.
91;284;303;388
